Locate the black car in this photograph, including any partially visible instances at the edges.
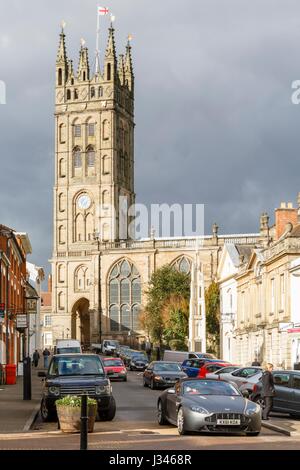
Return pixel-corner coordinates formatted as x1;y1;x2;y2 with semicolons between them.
129;353;149;371
38;354;116;422
143;361;187;389
121;349;140;366
250;370;300;417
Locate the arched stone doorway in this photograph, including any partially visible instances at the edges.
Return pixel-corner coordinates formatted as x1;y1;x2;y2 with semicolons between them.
71;298;90;348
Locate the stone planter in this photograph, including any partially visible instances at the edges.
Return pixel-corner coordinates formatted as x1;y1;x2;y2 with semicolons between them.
56;404;97;433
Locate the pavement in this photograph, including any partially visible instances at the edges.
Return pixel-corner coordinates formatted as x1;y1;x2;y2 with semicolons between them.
0;364;43;434
262;412;300;436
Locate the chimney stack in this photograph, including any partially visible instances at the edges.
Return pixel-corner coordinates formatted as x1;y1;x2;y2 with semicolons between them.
275;202;297;240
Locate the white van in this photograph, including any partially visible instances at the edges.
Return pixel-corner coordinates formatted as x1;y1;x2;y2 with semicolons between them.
102;339;120;356
163;350;216;363
54;339;82;355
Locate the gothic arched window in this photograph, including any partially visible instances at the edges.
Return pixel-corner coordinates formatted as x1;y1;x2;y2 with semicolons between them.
73;148;82;168
74;89;78;100
91;87;95;98
102;120;109;140
108;260;142;332
75;265;89;291
87;147;95;167
66;89;71;100
98;86;103;97
58;68;62;86
102;155;110;174
171;256;192;275
107;63;111;81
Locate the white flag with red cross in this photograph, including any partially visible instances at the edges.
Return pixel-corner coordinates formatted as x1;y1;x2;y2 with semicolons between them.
98;6;109;16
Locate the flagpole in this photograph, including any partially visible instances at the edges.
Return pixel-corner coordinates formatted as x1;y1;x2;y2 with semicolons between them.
95;10;100;74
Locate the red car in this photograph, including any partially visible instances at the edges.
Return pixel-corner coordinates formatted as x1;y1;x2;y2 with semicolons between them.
103;357;127;382
197;361;231;378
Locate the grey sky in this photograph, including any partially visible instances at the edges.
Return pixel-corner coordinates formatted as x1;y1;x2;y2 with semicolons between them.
1;0;300;275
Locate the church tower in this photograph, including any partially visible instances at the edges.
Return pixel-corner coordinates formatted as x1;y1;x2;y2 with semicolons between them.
51;23;135;345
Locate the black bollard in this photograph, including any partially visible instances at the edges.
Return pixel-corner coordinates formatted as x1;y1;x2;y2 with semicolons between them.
80;393;88;450
23;356;32;400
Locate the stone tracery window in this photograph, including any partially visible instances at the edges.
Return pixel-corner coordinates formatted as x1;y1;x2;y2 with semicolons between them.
108;260;142;332
171;256;192;274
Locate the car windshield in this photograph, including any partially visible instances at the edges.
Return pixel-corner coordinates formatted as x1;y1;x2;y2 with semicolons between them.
106;341;119;347
49;356;104;376
132;354;147;360
182;380;240;396
154;363;182;372
104;359;123;367
57;347;81;354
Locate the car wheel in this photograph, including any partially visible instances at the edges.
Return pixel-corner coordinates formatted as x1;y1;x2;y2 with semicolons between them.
143;377;148;387
254;396;265;409
40;399;56;422
246;431;260;436
177;407;187;435
157;400;168;425
98;396;116;421
150;378;156;390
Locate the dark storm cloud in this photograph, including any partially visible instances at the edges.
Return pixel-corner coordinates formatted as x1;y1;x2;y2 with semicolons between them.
0;0;300;273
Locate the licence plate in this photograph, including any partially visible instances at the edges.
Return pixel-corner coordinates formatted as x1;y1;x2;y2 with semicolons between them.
217;419;240;425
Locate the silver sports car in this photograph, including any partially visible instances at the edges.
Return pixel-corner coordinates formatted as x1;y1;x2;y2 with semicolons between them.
157;378;261;436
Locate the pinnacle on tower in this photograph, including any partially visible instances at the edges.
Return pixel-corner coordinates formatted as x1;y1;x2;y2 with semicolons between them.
104;26;117;82
56;28;68;87
77;42;90;81
67;59;75;84
56;28;67;65
124;38;134;92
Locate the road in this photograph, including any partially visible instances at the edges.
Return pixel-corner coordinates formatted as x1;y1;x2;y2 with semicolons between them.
0;370;299;450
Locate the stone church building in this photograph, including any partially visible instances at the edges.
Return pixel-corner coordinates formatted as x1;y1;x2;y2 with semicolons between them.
51;24;261;349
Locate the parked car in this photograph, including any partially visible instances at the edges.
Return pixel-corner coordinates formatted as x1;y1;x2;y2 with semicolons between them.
198;362;232;378
53;339;82;355
121;349;140;366
217;367;263;393
102;339;120;356
250;370;300;417
157;378;261;436
115;345;130;357
182;359;230;378
38;354;116;422
206;365;241;379
103;357;127;381
143;361;187;389
163;350;216;363
129;352;149;371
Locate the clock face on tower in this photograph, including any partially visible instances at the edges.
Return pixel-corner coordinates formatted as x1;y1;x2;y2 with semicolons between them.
77;194;91;210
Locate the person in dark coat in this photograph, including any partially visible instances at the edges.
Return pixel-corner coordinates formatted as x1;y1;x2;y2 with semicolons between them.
261;363;275;420
32;350;40;368
251;358;261;366
43;348;51;369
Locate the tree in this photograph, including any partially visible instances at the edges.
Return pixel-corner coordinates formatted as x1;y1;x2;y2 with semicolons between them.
144;265;190;346
162;295;189;347
205;281;220;355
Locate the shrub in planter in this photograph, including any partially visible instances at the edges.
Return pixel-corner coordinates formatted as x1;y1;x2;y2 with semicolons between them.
55;396;98;433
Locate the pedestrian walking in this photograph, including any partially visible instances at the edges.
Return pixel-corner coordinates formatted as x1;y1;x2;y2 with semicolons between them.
43;348;50;369
145;337;152;362
261;363;275;420
32;349;40;368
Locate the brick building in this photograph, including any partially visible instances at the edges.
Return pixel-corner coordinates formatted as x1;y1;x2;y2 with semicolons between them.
0;225;32;365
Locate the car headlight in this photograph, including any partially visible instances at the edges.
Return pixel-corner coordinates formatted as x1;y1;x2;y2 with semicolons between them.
190;406;209;414
245;406;260;416
95;384;112;395
154;375;163;381
48;386;60;396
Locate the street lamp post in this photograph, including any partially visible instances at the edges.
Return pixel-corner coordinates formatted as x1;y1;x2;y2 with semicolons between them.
93;232;102;345
24;290;39;401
